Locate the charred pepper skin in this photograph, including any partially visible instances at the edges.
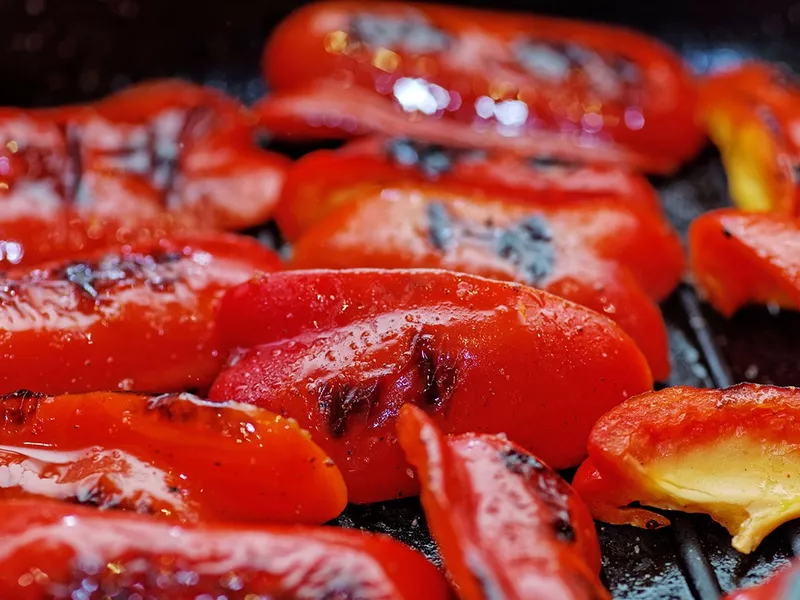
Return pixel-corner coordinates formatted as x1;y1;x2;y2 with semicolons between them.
0;79;289;267
724;562;800;599
398;405;610;600
689;208;800;316
698;62;800;215
573;383;800;554
275;136;662;240
0;499;450;600
209;269;653;503
290;186;683;380
259;2;703;173
0;233;282;395
0;391;347;525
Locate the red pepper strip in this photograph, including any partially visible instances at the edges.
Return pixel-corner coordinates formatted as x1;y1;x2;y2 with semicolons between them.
397;405;610;600
698;62;800;215
0;499;450;600
0;233;281;395
259;2;703;173
689;208;800;316
573;383;800;554
723;561;800;599
290;186;683;378
209;269;653;503
0;80;289;267
275;136;662;240
0;390;347;524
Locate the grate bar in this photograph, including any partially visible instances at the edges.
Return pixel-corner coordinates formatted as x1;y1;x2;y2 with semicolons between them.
673;515;724;600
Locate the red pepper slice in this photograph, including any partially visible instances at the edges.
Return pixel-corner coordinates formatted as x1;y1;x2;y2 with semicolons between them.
397;405;610;600
0;390;347;524
209;269;653;503
0;233;281;395
258;2;703;173
0;80;289;266
723;562;800;599
572;383;800;553
689;208;800;316
0;499;449;599
698;62;800;215
275;136;662;240
290;186;683;379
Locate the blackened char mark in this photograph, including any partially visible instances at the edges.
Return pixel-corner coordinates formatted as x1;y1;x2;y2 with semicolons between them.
793;164;800;185
321;379;381;438
427;201;455;251
61;124;84;204
495;216;555;287
147;393;201;423
350;13;450;54
385;138;458;178
0;389;44;426
500;447;576;543
412;333;457;409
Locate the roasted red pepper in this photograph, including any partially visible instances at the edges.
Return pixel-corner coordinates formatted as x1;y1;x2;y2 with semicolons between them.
689;208;800;316
397;405;609;600
0;233;281;395
275;136;662;240
0;390;347;524
290;186;684;379
0;79;290;266
698;62;800;215
209;269;653;503
0;499;450;599
258;2;703;173
572;383;800;553
723;562;800;599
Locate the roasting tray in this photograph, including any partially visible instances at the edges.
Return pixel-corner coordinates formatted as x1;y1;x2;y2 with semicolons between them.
3;0;800;597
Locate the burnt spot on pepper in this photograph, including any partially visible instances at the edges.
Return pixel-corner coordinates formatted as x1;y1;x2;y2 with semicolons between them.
722;226;733;239
411;333;458;409
321;379;382;438
349;13;450;55
147;393;201;423
0;389;44;426
500;447;576;543
427;201;455;251
385;138;475;178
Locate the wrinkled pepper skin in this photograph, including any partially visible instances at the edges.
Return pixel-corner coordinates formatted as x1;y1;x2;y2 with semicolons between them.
291;186;684;379
573;383;800;554
259;2;703;173
0;499;450;600
0;233;282;395
209;269;653;503
698;62;800;215
275;137;661;240
724;562;800;599
689;209;800;316
0;390;347;524
0;79;290;266
397;405;610;600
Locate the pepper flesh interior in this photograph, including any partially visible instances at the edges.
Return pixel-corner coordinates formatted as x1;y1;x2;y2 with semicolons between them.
629;436;800;553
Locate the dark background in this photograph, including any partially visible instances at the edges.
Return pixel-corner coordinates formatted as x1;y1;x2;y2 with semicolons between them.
0;0;798;107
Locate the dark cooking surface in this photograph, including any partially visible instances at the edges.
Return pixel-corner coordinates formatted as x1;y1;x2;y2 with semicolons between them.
3;1;800;598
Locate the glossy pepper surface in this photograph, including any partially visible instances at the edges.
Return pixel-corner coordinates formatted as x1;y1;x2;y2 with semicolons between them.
275;136;661;240
573;383;800;553
209;269;653;503
0;233;282;395
0;499;450;600
698;62;800;215
0;390;347;524
291;186;684;379
0;79;289;267
259;2;703;173
689;208;800;316
398;405;610;600
723;562;800;599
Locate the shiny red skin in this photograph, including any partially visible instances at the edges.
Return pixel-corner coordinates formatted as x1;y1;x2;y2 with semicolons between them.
689;209;800;316
724;562;800;599
398;405;609;600
0;79;289;267
275;136;661;240
260;2;703;173
0;499;450;600
209;269;653;503
291;186;684;379
0;234;282;395
0;391;347;525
